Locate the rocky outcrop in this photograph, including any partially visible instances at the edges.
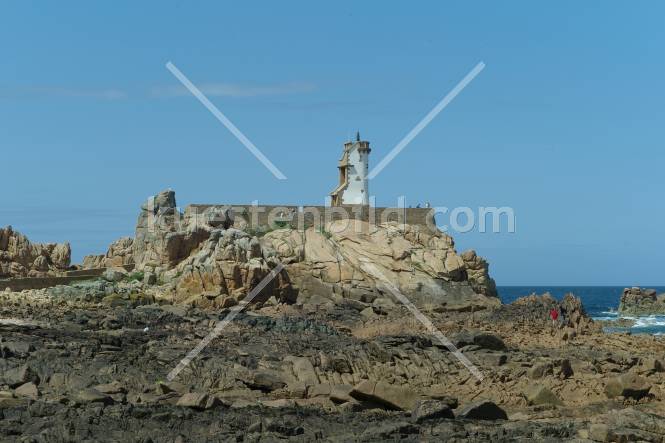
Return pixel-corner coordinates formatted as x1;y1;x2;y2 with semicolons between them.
87;189;498;310
129;191;292;307
261;219;499;310
82;237;134;269
170;228;295;308
559;293;594;332
460;250;497;298
618;287;665;315
0;226;71;278
133;189;203;269
493;292;595;334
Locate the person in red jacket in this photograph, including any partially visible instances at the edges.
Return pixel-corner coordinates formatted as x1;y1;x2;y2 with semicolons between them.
549;307;559;328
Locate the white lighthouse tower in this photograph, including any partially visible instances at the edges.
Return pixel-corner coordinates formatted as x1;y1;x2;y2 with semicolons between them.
330;132;371;206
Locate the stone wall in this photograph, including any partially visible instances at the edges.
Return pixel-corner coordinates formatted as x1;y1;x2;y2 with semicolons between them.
0;265;135;292
0;275;98;292
185;204;435;232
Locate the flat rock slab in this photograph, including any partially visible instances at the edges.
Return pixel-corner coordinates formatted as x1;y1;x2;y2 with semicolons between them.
75;388;114;405
14;382;39;400
350;380;420;411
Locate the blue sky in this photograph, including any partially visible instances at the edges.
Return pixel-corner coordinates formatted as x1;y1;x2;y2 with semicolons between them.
1;1;663;285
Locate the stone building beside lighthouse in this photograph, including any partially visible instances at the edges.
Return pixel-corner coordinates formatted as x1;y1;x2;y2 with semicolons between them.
329;132;371;206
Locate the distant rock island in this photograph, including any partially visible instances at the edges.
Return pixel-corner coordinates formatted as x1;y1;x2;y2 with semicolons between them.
618;287;665;315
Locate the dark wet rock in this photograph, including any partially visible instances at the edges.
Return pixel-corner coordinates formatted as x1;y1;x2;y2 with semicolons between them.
457;400;508;420
452;331;506;351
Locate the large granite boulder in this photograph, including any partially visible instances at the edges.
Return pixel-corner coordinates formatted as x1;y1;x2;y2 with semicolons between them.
460;250;497;298
171;228;294;307
523;384;562;406
133;190;210;270
604;373;651;400
260;220;499;310
82;237;134;269
618;287;665;315
0;226;71;278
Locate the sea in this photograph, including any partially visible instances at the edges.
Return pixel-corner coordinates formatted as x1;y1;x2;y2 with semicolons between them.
498;286;665;335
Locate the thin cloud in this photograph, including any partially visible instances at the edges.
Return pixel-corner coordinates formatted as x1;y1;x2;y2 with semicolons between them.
261;100;365;110
0;82;317;101
0;86;128;100
151;81;316;98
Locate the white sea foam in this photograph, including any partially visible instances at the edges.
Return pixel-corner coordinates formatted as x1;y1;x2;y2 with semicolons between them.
593;313;665;334
633;316;665;328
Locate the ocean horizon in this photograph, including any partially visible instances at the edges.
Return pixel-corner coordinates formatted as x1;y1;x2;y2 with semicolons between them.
498;286;665;335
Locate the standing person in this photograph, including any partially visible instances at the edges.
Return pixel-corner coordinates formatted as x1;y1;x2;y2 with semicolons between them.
559;305;567;328
549;307;559;329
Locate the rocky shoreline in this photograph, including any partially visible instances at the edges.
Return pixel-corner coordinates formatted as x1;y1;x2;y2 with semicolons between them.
2;190;665;442
3;283;665;442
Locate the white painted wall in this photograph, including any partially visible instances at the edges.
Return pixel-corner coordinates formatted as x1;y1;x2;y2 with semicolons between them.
341;143;369;205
